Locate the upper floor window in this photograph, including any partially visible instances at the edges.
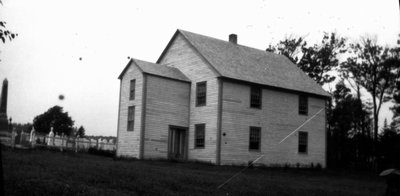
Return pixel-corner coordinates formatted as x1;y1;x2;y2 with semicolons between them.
249;126;261;151
127;106;135;131
195;124;205;148
196;82;207;106
298;131;308;153
250;86;262;108
299;95;308;115
129;80;136;100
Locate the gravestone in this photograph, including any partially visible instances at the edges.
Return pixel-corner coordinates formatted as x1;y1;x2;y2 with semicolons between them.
0;79;9;132
47;127;55;146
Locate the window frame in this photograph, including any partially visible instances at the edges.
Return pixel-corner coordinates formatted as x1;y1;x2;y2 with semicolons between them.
298;131;308;154
298;95;308;115
250;86;262;109
194;124;205;148
127;106;135;131
249;126;261;151
129;79;136;100
196;81;207;107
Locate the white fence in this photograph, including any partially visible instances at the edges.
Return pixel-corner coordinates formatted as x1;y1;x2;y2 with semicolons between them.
0;131;116;152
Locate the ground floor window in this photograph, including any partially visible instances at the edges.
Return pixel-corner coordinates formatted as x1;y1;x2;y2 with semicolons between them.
298;131;308;153
249;126;261;151
195;124;205;148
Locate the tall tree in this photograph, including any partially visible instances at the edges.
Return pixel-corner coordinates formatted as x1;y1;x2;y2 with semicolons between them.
328;80;372;168
341;37;399;157
390;37;400;131
266;35;306;64
300;32;347;85
267;32;346;85
33;106;74;136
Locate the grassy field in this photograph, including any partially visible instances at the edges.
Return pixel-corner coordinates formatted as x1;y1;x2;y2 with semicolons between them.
2;147;386;196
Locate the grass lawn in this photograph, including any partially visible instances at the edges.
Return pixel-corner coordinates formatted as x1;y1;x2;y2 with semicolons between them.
2;147;386;196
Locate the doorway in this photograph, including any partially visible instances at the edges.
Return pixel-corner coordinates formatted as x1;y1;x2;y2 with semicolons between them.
168;126;188;160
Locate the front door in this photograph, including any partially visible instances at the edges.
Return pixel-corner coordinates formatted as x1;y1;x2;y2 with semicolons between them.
168;126;188;160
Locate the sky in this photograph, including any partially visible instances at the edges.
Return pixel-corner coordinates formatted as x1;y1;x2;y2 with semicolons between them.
0;0;399;136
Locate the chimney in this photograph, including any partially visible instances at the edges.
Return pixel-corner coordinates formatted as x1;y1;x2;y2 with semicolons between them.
229;34;237;44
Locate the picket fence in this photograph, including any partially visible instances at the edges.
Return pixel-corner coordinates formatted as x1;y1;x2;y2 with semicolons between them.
0;131;116;152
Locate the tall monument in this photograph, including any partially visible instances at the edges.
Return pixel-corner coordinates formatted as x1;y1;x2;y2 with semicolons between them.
0;78;8;131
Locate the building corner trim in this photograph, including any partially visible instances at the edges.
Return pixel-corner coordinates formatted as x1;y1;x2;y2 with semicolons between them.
116;79;122;156
140;74;148;159
216;78;223;165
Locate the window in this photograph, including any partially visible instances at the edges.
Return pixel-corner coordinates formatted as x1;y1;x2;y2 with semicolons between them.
129;80;136;100
299;95;308;115
249;127;261;151
250;86;262;108
195;124;205;148
127;106;135;131
298;131;308;153
196;82;206;106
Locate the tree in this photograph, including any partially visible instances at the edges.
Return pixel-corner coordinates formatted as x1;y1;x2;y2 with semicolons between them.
328;80;372;168
267;32;346;85
300;33;347;85
0;21;17;44
341;37;399;151
266;35;306;65
390;39;400;131
0;0;18;62
378;123;400;169
391;79;400;130
33;106;74;136
0;1;17;44
76;126;85;138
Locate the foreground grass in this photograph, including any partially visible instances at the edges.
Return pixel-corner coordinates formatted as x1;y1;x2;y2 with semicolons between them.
2;148;385;196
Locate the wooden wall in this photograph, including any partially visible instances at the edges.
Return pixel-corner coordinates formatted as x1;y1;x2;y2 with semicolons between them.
143;75;190;159
220;80;326;167
118;32;327;167
116;63;143;158
159;34;220;163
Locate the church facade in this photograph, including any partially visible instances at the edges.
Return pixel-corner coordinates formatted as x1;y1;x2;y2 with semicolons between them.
116;30;329;167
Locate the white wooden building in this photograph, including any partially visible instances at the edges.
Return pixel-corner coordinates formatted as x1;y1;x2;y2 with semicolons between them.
116;30;330;167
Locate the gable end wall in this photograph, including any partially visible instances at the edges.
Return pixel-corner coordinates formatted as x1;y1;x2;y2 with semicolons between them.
159;34;220;163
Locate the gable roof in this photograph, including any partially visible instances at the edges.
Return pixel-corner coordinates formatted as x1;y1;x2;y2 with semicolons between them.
159;29;330;97
118;58;190;82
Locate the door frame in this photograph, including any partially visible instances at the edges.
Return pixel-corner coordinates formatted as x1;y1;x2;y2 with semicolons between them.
167;125;189;160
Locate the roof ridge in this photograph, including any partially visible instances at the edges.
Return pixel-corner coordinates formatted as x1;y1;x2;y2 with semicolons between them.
178;29;281;57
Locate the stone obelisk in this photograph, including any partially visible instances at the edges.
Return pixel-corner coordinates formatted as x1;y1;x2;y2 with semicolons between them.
0;79;8;131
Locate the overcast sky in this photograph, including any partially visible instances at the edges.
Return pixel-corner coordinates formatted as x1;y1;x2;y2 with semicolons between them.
0;0;399;136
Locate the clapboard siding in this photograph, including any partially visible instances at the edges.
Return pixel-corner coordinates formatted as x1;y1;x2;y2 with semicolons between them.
116;64;143;158
221;80;326;167
143;75;190;159
159;34;219;163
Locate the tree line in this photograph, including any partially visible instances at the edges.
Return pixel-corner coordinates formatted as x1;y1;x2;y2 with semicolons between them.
267;33;400;170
